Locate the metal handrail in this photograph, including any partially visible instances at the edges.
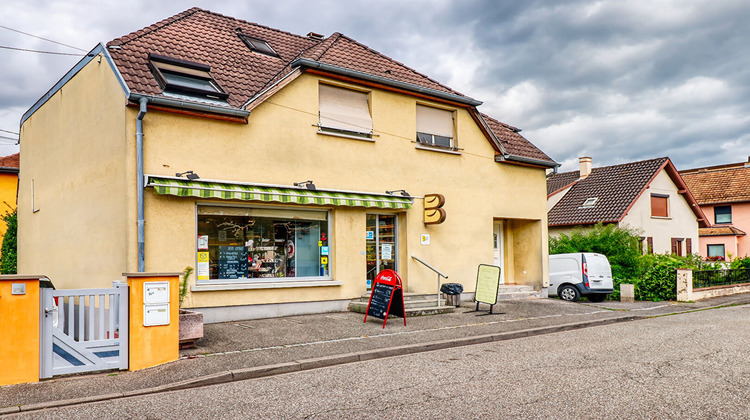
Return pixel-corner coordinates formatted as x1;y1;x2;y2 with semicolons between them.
412;255;449;307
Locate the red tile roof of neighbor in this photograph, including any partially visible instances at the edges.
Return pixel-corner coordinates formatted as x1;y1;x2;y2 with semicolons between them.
106;8;556;166
700;226;746;237
0;153;19;169
680;163;750;205
547;157;708;227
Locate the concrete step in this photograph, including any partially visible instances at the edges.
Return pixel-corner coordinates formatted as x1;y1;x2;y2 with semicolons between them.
348;300;455;316
496;285;540;300
354;292;445;302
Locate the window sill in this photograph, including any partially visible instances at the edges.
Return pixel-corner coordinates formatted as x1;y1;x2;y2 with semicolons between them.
192;280;342;291
651;216;672;220
317;129;375;142
414;143;462;155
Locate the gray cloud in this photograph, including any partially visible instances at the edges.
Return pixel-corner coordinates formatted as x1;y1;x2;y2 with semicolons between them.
1;0;749;170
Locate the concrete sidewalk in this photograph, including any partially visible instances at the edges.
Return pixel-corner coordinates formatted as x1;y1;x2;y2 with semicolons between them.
3;294;750;415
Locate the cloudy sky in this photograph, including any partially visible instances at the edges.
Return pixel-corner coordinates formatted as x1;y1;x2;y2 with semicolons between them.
1;0;749;171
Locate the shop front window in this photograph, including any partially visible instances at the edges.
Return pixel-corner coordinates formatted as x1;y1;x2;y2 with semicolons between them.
196;206;330;281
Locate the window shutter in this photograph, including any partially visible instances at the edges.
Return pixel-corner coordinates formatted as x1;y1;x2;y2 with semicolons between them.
647;237;653;254
651;195;669;217
416;105;454;137
686;238;692;254
319;84;372;134
671;238;678;255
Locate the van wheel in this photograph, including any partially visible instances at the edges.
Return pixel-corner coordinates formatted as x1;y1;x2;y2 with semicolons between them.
588;294;607;302
559;285;580;302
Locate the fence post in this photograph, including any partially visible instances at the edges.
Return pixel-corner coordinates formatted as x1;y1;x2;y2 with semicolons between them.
0;275;44;386
125;272;180;371
676;269;693;302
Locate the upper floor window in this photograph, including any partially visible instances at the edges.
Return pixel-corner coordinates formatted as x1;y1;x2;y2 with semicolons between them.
318;84;373;139
714;205;732;224
650;194;669;218
149;54;228;100
416;104;455;149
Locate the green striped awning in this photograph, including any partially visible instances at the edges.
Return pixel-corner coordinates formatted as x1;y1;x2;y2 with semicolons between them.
146;176;412;209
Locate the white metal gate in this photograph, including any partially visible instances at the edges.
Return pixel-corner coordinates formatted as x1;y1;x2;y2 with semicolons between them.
40;282;128;378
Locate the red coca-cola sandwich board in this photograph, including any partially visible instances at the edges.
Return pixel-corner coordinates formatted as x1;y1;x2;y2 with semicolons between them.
363;269;406;328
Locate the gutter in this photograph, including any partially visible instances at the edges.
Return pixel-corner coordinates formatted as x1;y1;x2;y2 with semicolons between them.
291;58;483;107
496;154;559;169
136;97;147;272
129;93;250;118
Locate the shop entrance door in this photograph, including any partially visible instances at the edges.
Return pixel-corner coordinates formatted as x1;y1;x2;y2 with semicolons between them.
493;221;506;284
366;214;397;289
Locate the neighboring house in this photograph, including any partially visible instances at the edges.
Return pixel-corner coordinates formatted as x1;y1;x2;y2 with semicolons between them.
0;153;19;239
547;157;708;255
19;8;557;321
680;158;750;260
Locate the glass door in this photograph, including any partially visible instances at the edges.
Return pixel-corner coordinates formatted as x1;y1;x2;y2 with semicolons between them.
366;214;397;289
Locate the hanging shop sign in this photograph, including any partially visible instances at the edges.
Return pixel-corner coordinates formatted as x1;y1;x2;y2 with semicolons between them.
424;194;446;225
363;269;406;328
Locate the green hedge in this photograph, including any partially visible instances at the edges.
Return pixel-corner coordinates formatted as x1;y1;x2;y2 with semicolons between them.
1;208;17;275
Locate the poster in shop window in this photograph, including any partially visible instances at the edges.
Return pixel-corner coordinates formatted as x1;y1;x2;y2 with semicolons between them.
219;246;248;279
197;251;210;280
381;243;393;260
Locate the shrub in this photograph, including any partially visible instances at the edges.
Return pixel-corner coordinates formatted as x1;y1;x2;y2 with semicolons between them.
1;208;17;274
549;223;644;279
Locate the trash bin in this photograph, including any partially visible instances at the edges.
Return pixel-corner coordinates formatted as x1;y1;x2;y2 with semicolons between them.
440;283;464;307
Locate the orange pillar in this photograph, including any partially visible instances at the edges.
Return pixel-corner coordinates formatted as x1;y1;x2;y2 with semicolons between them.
125;273;180;371
0;275;43;386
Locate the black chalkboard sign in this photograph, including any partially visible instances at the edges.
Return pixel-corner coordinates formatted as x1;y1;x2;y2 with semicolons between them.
219;246;248;279
363;269;406;328
367;282;394;320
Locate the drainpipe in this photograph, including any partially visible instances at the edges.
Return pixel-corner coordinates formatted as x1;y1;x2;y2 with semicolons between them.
136;97;147;272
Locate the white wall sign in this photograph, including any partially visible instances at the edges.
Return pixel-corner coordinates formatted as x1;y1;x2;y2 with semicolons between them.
420;234;431;245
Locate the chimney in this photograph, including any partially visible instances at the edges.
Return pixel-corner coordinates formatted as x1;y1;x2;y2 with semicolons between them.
579;157;592;179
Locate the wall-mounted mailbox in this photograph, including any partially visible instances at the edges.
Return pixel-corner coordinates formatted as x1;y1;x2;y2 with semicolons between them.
143;281;170;326
143;303;170;326
11;283;26;295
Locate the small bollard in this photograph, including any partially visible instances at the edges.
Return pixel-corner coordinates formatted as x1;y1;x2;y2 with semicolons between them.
620;284;635;303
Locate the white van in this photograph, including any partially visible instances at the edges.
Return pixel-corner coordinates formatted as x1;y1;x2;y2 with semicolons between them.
548;253;614;302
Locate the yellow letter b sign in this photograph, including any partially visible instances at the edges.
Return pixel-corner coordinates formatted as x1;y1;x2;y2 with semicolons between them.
424;194;446;225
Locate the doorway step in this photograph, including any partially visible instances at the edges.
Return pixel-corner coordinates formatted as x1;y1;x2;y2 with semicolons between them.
496;284;540;300
348;293;455;316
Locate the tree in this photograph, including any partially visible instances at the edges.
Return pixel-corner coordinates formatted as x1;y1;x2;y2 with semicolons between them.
1;208;17;274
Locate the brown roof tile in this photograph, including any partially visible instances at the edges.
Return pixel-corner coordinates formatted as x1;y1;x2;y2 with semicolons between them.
481;114;556;165
547;171;579;196
680;164;750;205
700;226;746;236
0;153;19;169
548;157;668;226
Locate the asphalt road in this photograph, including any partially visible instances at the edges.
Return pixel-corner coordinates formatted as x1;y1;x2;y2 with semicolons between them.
13;305;750;419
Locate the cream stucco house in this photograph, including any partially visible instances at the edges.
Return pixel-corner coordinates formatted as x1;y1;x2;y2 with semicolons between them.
547;157;708;254
19;8;558;321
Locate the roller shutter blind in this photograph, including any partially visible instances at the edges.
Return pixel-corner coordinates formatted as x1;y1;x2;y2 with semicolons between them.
319;84;372;134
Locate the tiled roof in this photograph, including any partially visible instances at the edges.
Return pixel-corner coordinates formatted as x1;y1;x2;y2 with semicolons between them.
700;226;747;237
680;164;750;205
0;153;19;169
481;114;556;165
105;8;553;166
548;157;669;226
547;170;579;196
107;8;465;109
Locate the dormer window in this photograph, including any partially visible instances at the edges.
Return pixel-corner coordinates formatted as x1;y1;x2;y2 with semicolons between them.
149;54;228;100
581;197;598;208
238;34;279;57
